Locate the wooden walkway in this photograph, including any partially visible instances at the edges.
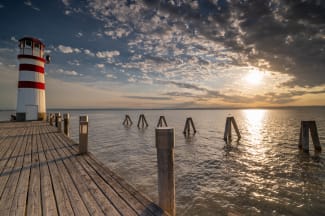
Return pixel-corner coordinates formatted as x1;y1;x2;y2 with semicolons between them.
0;121;167;216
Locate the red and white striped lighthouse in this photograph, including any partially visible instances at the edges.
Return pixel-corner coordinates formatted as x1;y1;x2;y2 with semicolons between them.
16;37;47;121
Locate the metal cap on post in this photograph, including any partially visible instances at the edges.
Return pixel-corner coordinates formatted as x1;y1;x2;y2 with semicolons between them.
79;115;88;154
155;127;175;216
63;113;70;137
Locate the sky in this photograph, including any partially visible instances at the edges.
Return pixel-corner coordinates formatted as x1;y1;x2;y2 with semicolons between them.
0;0;324;109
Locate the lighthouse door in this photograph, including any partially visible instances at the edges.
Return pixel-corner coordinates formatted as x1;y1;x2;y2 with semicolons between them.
26;105;38;121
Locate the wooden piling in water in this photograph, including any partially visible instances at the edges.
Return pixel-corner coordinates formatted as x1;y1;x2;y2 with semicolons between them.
224;116;241;142
79;115;88;154
123;114;133;126
223;116;241;143
63;113;70;137
137;114;148;128
157;116;168;127
155;127;175;216
299;121;321;152
183;117;196;136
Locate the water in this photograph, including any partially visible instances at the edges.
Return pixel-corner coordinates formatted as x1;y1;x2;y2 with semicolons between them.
1;108;325;215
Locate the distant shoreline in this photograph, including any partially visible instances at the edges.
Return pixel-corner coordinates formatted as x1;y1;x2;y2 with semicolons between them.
1;106;325;112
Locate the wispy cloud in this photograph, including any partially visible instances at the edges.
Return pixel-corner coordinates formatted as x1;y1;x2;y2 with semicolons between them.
58;68;79;76
96;50;120;59
124;96;172;101
24;0;40;11
57;45;81;54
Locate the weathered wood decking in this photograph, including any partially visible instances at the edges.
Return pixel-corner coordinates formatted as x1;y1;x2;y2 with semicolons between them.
0;121;167;215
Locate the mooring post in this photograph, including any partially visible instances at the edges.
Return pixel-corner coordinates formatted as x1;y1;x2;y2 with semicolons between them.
157;116;168;127
183;117;196;136
224;117;232;142
123;114;133;126
224;117;241;142
299;121;321;152
55;112;61;127
231;117;241;140
63;113;70;137
155;127;175;216
57;113;62;133
137;114;148;128
79;115;88;154
49;113;53;126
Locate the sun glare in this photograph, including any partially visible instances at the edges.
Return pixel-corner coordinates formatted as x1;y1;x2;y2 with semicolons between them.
245;69;264;85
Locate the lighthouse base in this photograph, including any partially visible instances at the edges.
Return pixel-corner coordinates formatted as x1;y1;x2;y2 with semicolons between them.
16;112;47;121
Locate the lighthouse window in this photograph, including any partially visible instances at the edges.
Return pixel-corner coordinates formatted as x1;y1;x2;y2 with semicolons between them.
25;40;32;47
34;43;40;49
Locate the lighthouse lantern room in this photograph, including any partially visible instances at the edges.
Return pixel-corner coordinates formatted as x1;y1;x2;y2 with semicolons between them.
16;37;47;121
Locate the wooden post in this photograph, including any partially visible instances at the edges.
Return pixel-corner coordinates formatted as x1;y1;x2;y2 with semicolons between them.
157;116;168;127
299;121;321;152
55;112;60;127
79;115;88;154
231;117;241;140
57;113;62;133
224;116;241;142
137;114;148;128
223;117;231;142
183;117;196;136
123;115;133;126
63;113;70;137
49;113;53;126
155;127;175;216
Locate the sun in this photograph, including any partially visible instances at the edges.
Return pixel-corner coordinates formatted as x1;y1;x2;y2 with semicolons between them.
245;69;264;85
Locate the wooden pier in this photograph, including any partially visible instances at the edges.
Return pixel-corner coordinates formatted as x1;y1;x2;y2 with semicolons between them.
0;121;167;216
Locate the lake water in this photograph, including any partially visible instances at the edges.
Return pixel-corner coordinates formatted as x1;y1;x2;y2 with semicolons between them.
1;108;325;215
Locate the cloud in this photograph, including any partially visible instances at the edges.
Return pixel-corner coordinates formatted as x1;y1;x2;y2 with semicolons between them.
24;0;40;11
96;50;120;59
10;36;17;42
96;64;105;68
76;32;83;38
0;4;4;9
105;74;117;79
62;0;70;6
58;69;79;76
57;45;81;54
67;60;80;66
124;96;172;101
104;28;131;39
84;49;95;57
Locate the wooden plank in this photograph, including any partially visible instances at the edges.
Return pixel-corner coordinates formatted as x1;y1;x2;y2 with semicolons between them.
0;124;28;197
0;125;30;215
9;122;33;215
43;125;91;216
36;123;59;216
53;133;122;216
85;153;167;216
49;129;106;215
57;133;138;216
26;124;42;216
39;123;75;215
61;132;166;215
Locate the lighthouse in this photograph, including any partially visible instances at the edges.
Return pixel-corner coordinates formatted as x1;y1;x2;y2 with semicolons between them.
16;37;47;121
